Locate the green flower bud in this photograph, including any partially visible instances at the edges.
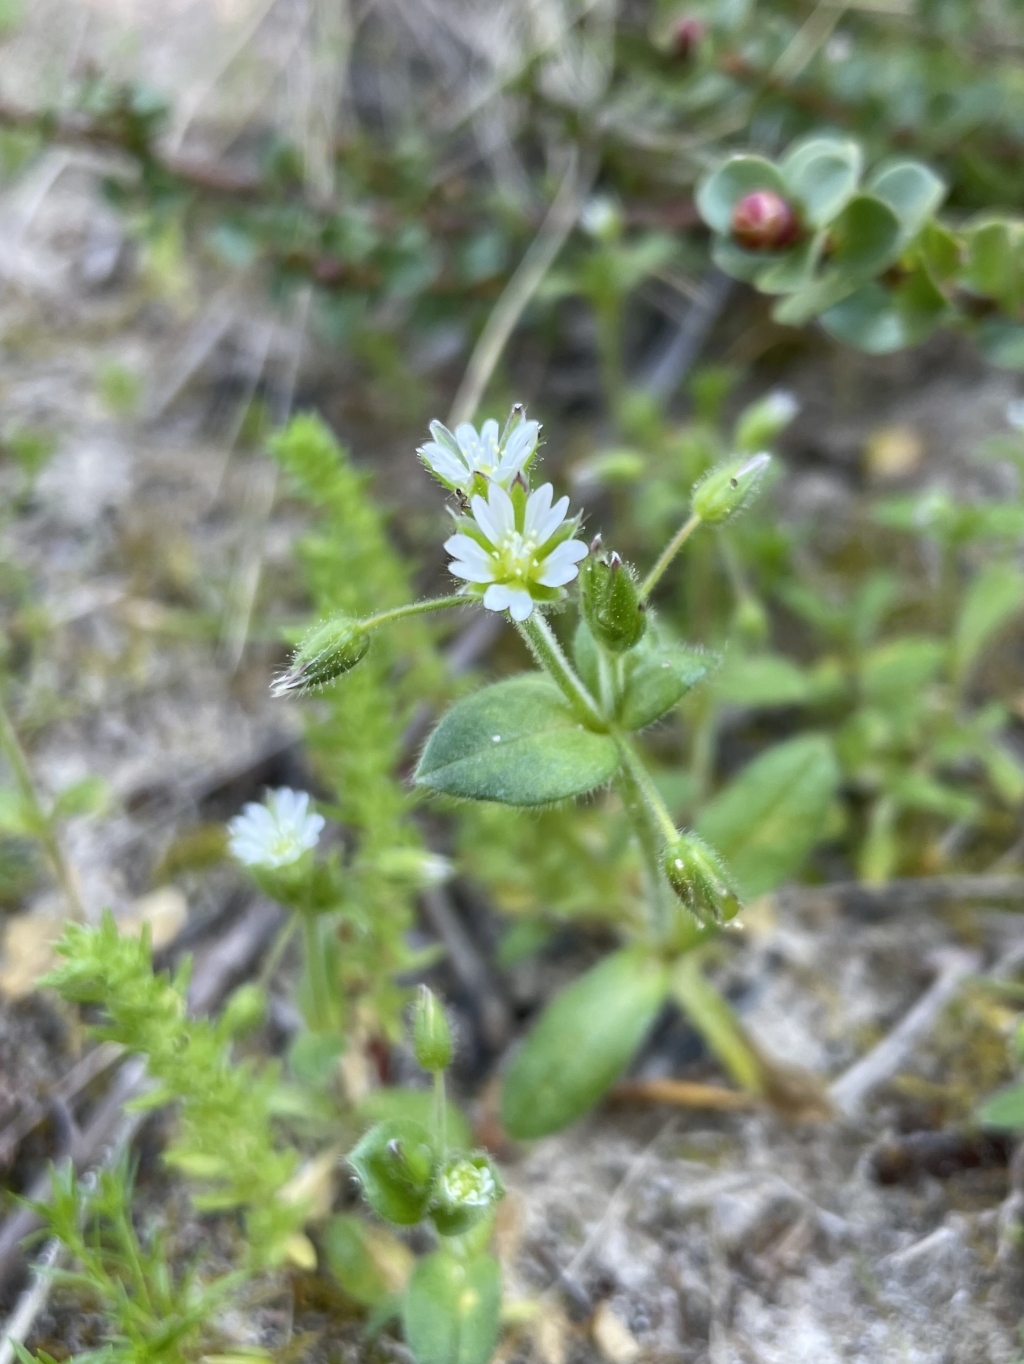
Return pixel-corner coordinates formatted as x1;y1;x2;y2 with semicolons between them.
349;1119;437;1226
733;392;799;453
413;985;453;1073
377;847;454;889
579;543;647;654
429;1152;504;1237
271;614;369;697
662;831;741;926
691;454;771;525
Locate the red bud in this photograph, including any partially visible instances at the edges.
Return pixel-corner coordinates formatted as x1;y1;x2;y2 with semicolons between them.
730;191;801;252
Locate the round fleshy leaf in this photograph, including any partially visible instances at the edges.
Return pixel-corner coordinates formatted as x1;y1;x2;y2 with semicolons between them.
821;269;948;354
867;160;946;241
754;234;824;295
711;234;778;283
828;193;904;276
773;194;903;326
781;137;861;228
696;155;787;236
415;675;619;806
977;321;1024;370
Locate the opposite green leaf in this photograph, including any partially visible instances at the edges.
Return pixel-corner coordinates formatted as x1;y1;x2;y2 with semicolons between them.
416;675;619;806
696;155;788;236
501;947;669;1138
696;734;840;898
781;137;861;228
867;160;946;241
977;321;1024;371
619;642;716;731
403;1251;501;1364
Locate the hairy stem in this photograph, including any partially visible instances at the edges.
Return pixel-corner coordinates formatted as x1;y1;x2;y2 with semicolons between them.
360;595;470;631
432;1071;448;1162
613;736;675;939
0;691;85;922
517;614;605;730
640;512;702;601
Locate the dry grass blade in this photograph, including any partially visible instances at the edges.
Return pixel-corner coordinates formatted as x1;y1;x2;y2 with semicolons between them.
448;146;595;427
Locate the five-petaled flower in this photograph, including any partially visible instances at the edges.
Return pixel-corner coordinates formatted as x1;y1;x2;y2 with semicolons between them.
445;481;588;621
417;411;539;494
227;788;324;869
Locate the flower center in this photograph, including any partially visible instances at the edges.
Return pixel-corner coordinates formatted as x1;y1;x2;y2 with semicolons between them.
494;531;539;583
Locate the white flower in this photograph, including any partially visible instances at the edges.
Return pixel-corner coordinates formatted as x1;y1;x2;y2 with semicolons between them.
227;788;324;869
580;195;621;241
445;481;588;621
417;410;540;492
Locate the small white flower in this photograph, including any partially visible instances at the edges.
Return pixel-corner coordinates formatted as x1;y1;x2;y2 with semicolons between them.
417;410;540;492
227;788;324;870
580;195;621;242
445;481;588;621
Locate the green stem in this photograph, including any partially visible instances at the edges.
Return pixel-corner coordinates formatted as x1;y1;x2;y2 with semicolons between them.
615;734;679;845
670;954;765;1094
432;1071;448;1161
361;595;469;631
517;613;605;730
301;914;333;1032
640;512;702;600
612;735;676;939
0;690;85;921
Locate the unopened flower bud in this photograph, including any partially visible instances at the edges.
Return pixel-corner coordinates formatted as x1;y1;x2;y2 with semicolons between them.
271;614;369;697
377;848;453;889
662;831;741;926
733;391;799;453
349;1119;436;1226
580;550;647;654
671;16;705;60
413;985;452;1073
730;191;801;252
691;453;771;524
429;1151;504;1237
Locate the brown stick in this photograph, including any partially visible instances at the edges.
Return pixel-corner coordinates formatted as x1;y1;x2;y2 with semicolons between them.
609;1078;760;1111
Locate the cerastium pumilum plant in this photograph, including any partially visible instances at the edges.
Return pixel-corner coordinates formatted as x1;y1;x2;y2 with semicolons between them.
277;405;790;1141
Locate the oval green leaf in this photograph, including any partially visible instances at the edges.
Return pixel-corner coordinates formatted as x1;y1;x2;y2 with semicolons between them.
713;652;812;708
696;734;840;898
619;642;717;731
403;1251;501;1364
501;947;669;1138
416;675;619;806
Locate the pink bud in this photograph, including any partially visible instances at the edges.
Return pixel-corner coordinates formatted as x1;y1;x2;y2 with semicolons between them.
730;191;801;252
671;16;705;60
